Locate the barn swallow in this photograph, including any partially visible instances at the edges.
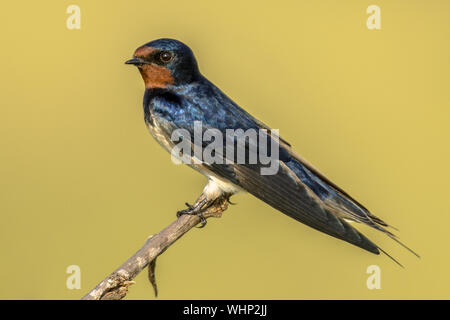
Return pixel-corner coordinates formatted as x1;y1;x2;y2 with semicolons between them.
125;38;418;265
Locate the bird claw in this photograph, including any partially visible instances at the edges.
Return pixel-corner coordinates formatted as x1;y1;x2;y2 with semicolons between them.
176;208;190;218
196;214;207;228
185;202;194;209
176;199;209;228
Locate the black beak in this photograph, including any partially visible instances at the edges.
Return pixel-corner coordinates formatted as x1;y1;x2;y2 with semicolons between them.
125;57;147;65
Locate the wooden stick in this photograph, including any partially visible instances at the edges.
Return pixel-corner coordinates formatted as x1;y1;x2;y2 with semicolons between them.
81;195;229;300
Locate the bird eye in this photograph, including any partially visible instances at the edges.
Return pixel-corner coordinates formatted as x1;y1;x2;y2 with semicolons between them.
159;51;173;63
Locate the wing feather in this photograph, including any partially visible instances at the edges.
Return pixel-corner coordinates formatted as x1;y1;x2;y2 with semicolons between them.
230;161;380;254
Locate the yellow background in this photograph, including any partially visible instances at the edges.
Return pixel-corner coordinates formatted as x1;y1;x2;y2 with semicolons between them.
1;0;449;299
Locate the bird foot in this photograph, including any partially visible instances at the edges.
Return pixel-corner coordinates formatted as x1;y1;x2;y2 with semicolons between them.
176;198;209;228
176;193;233;228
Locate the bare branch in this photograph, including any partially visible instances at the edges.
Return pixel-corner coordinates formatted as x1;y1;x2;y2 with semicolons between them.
81;194;229;300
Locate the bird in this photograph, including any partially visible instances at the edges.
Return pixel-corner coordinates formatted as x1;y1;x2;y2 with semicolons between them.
125;38;418;266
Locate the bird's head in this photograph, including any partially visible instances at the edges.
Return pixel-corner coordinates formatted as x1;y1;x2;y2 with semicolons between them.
125;38;200;89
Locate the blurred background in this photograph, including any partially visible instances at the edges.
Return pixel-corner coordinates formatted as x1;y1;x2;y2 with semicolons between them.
0;0;449;299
